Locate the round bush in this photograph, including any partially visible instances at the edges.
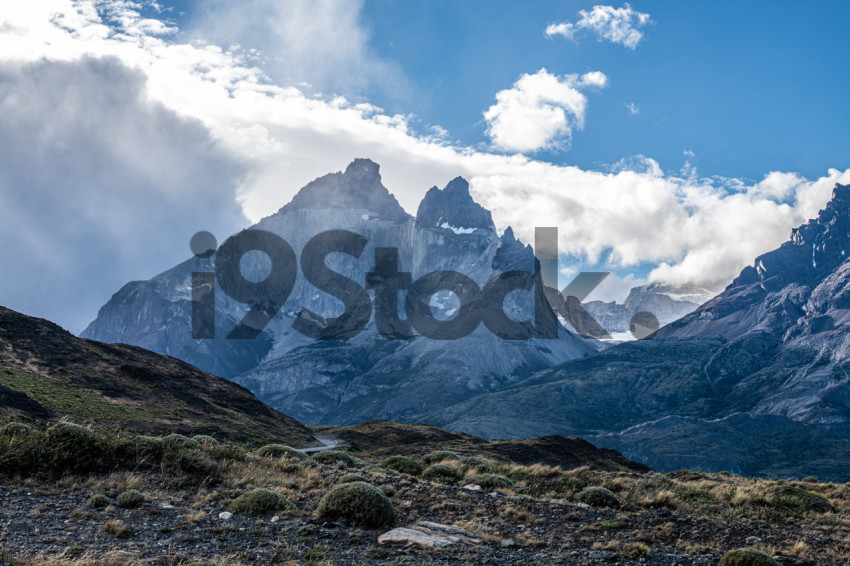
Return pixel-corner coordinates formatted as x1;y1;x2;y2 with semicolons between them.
380;455;422;476
422;450;459;465
422;464;460;484
255;444;308;461
466;473;514;491
316;481;395;528
0;422;35;437
117;489;146;509
718;548;779;566
43;422;109;475
767;485;835;513
379;484;397;497
191;435;220;446
338;473;369;484
86;494;111;509
311;450;360;468
226;488;294;516
576;486;620;509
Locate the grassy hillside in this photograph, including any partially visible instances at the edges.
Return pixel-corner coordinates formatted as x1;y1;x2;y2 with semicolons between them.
0;306;315;446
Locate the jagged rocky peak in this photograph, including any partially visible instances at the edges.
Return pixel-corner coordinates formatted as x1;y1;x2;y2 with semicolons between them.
736;182;850;287
282;158;409;220
492;226;535;272
416;176;495;232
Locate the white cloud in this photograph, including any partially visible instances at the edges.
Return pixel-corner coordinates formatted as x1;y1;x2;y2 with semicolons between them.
185;0;411;101
626;102;640;115
483;69;608;153
1;1;848;332
546;3;651;49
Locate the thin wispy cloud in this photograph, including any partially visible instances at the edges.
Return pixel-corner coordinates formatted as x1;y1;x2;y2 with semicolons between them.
626;102;640;115
546;3;652;49
483;69;608;153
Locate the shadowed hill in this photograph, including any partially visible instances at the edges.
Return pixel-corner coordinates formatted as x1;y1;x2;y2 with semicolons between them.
0;305;315;446
316;420;649;472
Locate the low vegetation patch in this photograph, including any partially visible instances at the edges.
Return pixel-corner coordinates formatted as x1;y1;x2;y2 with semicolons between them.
466;473;514;490
379;455;422;476
576;486;621;509
254;444;308;460
718;548;779;566
117;489;145;508
422;463;459;484
316;481;395;527
311;450;360;468
226;488;294;516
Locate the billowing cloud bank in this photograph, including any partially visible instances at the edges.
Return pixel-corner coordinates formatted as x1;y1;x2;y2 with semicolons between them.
1;1;848;331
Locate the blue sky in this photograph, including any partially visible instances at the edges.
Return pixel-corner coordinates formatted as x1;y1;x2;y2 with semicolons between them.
363;1;850;181
2;1;850;331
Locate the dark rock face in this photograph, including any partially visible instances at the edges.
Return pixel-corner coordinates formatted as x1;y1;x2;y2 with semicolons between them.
83;159;596;426
422;184;850;480
415;177;495;231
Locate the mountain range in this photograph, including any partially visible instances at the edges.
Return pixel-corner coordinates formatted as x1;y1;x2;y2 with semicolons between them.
81;159;850;480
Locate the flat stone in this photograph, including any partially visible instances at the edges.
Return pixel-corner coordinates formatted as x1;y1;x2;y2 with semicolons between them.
462;484;482;491
378;521;482;549
746;536;762;544
501;539;515;547
218;512;233;520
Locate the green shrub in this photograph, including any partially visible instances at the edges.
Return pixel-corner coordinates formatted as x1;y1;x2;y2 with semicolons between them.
601;519;622;529
161;447;219;484
422;464;459;484
226;488;294;516
255;444;308;460
421;450;459;465
0;426;40;477
191;435;220;446
210;443;247;462
458;456;496;473
767;485;835;514
311;450;360;468
115;435;163;468
117;489;146;508
316;481;395;528
379;484;397;497
0;422;35;437
42;422;110;475
623;542;651;559
466;473;514;491
718;548;779;566
380;455;422;476
162;433;200;450
576;486;620;509
338;473;369;484
556;475;588;494
86;494;111;509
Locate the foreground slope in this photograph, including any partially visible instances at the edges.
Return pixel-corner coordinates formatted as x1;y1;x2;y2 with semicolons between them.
424;184;850;480
0;305;315;445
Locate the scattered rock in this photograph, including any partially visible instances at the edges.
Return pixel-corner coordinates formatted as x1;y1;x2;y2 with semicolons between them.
378;521;482;549
501;539;515;547
462;484;482;491
270;515;280;523
746;536;763;544
588;550;617;561
218;512;233;520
